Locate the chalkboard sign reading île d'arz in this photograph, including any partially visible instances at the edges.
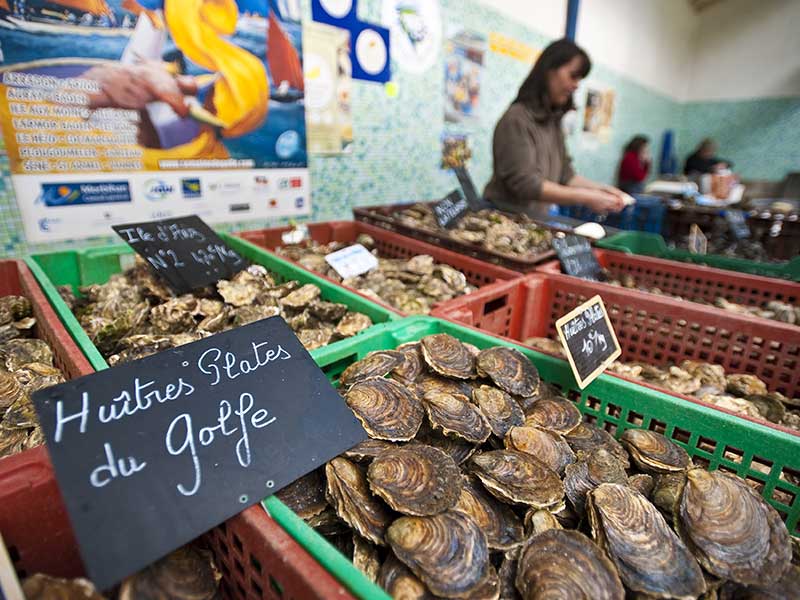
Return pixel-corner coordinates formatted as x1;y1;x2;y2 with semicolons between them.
113;215;248;295
555;295;622;390
32;316;367;590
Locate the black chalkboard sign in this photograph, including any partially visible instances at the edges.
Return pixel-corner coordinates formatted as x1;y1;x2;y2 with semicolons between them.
32;316;366;590
725;209;751;240
113;215;248;294
433;189;469;229
453;166;485;210
555;295;621;389
552;235;604;281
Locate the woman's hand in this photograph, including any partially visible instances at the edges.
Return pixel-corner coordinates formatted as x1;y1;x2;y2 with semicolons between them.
583;189;626;213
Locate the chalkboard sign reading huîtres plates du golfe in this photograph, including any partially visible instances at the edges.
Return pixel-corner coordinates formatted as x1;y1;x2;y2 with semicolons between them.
32;316;367;590
555;295;621;389
113;215;248;295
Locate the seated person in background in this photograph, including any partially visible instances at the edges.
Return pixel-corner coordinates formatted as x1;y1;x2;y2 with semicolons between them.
684;138;732;175
617;135;650;194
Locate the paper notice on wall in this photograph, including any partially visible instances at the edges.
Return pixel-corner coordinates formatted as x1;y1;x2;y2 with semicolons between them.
488;32;539;64
444;29;486;123
0;0;311;243
581;85;616;144
441;133;471;169
304;22;353;155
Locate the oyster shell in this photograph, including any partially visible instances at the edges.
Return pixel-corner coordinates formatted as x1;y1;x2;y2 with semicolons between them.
340;351;404;387
416;372;472;400
677;468;791;585
1;338;53;371
415;425;477;465
274;469;327;520
469;450;564;509
563;422;630;468
652;472;688;518
231;304;278;327
367;443;462;516
423;391;491;444
504;425;575;476
325;457;392;546
346;377;424;442
280;283;322;309
476;347;539;397
627;473;655;498
377;554;437;600
310;301;349;322
387;511;490;598
391;342;425;385
472;385;524;438
420;334;476;379
22;574;105;600
149;295;197;334
564;448;629;515
523;336;566;357
587;483;706;599
335;312;373;337
0;295;32;324
523;397;581;435
118;545;220;600
524;509;562;536
297;327;334;351
452;475;524;551
342;439;395;464
515;529;625;600
620;429;692;473
0;426;29;458
726;374;768;398
0;368;23;410
353;535;381;584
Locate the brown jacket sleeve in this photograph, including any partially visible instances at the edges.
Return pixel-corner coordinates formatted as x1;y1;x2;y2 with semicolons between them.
560;135;576;185
492;109;545;203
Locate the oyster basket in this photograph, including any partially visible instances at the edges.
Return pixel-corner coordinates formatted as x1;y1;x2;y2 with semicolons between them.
352;202;558;273
596;231;800;282
429;272;800;435
0;447;354;598
265;316;800;600
25;234;399;371
536;247;800;315
235;221;522;316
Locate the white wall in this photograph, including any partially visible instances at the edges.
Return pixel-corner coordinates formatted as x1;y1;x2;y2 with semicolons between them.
473;0;566;40
686;0;800;101
575;0;696;101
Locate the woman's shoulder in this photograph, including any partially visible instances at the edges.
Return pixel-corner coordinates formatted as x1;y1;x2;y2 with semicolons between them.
500;102;532;123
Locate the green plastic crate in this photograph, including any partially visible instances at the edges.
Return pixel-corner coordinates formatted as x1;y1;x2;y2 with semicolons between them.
597;231;800;281
25;233;399;371
266;315;800;600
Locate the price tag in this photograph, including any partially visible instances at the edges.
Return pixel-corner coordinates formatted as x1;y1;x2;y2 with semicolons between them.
688;224;708;255
324;244;379;279
32;317;367;590
556;295;622;389
453;166;485;210
433;190;469;229
113;215;248;295
552;235;604;281
725;209;751;239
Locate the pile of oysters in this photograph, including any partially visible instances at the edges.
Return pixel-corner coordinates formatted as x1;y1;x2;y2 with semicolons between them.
0;294;63;458
62;258;374;364
394;205;553;259
277;334;797;599
276;235;476;315
606;272;800;325
525;336;800;432
23;545;220;600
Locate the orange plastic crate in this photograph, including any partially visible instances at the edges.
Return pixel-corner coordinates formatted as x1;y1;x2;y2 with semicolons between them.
431;272;800;435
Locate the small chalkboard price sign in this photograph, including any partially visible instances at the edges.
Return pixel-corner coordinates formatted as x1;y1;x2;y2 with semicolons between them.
552;235;604;281
555;295;621;389
113;215;248;295
725;209;751;240
32;316;367;590
433;189;469;229
453;166;485;210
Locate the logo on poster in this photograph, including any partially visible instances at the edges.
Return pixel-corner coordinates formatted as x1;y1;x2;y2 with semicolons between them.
144;179;175;201
209;179;243;195
40;181;131;206
253;175;270;188
295;197;305;208
268;198;279;208
181;178;202;199
276;130;300;159
38;217;62;232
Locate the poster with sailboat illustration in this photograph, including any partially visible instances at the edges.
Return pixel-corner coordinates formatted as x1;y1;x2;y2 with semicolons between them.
0;0;310;242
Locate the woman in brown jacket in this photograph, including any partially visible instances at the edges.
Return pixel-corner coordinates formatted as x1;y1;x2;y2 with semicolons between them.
484;39;627;218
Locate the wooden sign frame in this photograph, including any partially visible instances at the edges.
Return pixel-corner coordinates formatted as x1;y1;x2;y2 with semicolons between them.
555;295;622;390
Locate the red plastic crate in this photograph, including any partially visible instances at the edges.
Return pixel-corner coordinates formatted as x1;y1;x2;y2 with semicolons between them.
0;447;353;599
235;221;521;315
431;272;800;435
0;260;93;379
537;248;800;309
353;203;557;272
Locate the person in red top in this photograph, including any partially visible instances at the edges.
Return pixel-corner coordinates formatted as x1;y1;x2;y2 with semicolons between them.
617;135;651;194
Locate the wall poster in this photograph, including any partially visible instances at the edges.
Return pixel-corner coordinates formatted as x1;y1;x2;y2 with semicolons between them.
444;28;485;123
0;0;310;243
581;85;616;143
304;21;352;154
381;0;440;74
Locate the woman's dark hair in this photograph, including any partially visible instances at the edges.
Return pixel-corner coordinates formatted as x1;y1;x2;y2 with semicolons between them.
624;135;649;155
514;38;591;111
